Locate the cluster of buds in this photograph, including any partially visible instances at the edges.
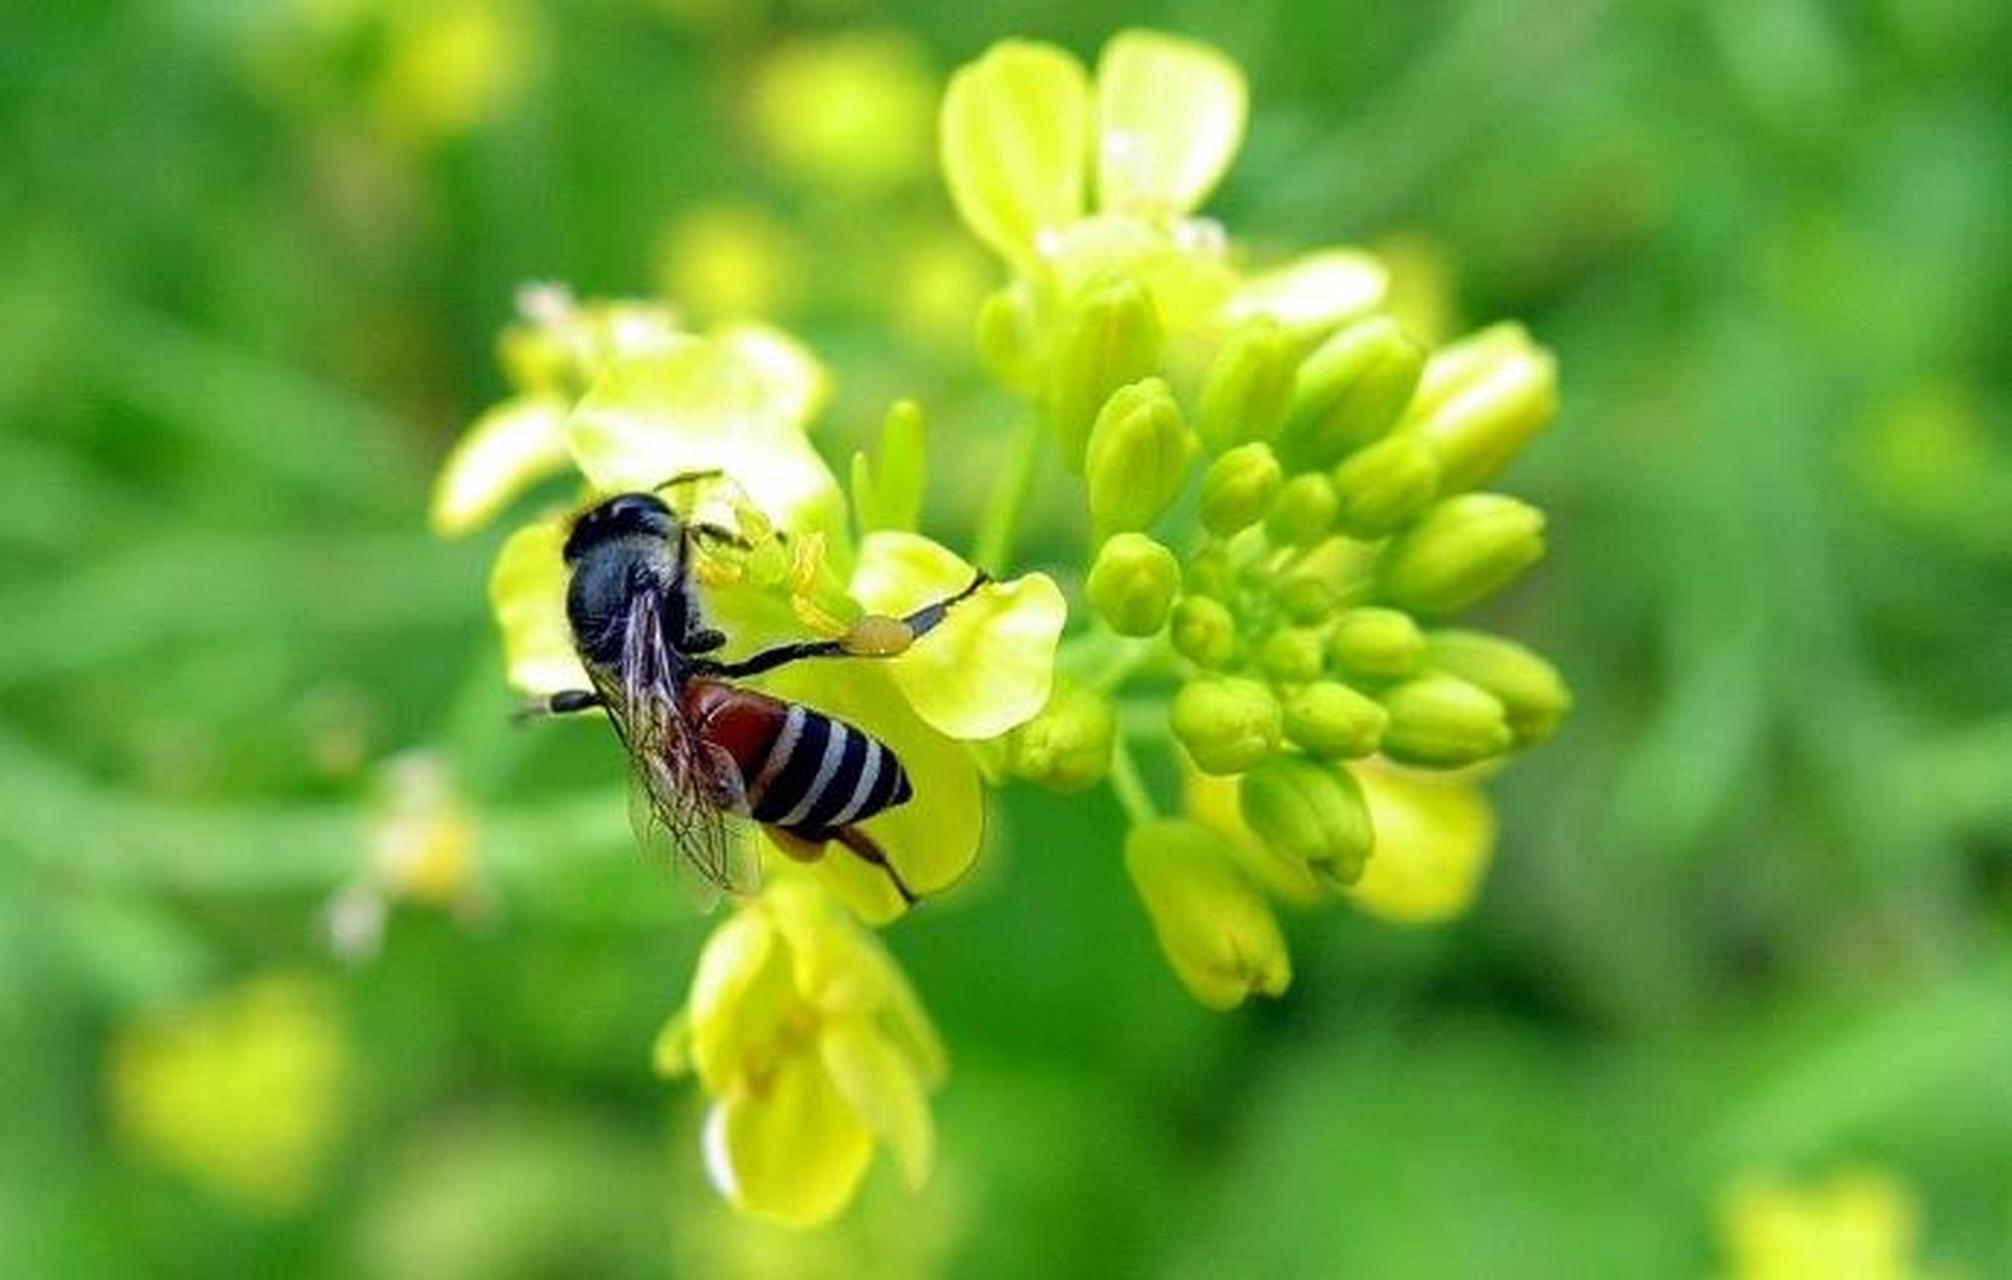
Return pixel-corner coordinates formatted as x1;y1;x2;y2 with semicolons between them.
942;31;1570;1007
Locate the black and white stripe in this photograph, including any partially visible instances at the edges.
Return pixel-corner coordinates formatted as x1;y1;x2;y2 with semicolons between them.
745;706;911;832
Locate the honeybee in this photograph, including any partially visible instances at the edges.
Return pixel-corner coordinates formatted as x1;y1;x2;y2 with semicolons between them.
522;479;985;907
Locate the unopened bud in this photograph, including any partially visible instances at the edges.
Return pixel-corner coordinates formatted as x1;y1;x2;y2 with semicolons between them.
1327;607;1425;681
1330;435;1441;538
1377;494;1544;615
1282;681;1387;759
1170;677;1282;775
1196;317;1296;453
1258;628;1325;683
1045;275;1162;471
1397;322;1557;490
976;281;1040;392
1379;674;1512;767
1084;378;1195;536
1275;316;1426;470
1183;546;1234;600
1124;820;1291;1010
1238;756;1374;886
1006;684;1116;791
1170;596;1237;669
1200;443;1282;538
1086;533;1181;636
1277;574;1337;623
1425;630;1571;745
850;398;928;533
1263;473;1339;547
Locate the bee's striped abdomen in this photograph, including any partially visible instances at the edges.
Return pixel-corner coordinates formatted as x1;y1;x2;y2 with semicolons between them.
683;680;912;834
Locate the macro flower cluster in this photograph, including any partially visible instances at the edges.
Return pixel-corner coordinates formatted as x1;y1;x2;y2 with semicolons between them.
940;32;1569;1009
428;26;1566;1228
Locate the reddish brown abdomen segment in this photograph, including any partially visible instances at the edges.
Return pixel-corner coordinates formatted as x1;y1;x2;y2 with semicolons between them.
682;679;912;832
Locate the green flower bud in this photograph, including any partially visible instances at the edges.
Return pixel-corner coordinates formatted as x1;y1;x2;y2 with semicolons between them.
1170;596;1237;669
1170;677;1282;775
976;281;1040;392
850;398;927;533
1377;494;1544;615
1327;607;1425;681
1196;316;1296;453
1183;546;1234;600
1238;756;1374;886
1397;322;1557;491
1276;574;1336;623
1263;473;1339;547
1006;684;1116;791
1329;435;1441;539
1282;681;1387;759
1379;674;1513;767
1084;378;1195;536
1124;820;1291;1010
1258;627;1325;683
1275;316;1426;470
1425;630;1571;745
1045;275;1162;471
1199;443;1282;538
1086;533;1181;636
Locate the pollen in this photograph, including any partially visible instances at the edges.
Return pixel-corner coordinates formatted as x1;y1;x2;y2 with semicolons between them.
840;615;916;657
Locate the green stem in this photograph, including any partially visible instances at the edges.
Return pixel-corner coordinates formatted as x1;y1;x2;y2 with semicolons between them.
1106;732;1160;827
970;415;1047;574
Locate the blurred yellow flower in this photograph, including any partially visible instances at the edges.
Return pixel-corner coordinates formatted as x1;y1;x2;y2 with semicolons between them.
656;878;946;1228
107;974;347;1212
1345;765;1496;924
752;33;939;196
1719;1168;1925;1280
656;203;807;324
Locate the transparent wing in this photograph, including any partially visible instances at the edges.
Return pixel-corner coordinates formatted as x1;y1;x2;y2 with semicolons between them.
598;591;761;909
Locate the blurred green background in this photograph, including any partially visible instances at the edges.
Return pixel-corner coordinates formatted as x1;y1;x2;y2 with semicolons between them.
5;0;2012;1275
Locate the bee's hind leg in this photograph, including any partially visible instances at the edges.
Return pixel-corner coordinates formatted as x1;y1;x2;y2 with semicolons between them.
691;571;993;679
831;827;920;906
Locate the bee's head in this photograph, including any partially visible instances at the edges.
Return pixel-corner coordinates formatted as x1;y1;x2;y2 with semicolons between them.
563;491;680;563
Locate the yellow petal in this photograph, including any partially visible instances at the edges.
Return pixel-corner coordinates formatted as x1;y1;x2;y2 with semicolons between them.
707;1054;875;1229
940;40;1091;264
759;662;985;922
687;908;793;1094
652;1009;693;1078
566;342;850;551
713;321;830;431
1223;249;1390;341
1182;766;1325;907
429;395;572;536
760;879;895;1018
487;520;589;695
1125;820;1291;1010
819;1020;934;1189
849;531;1066;741
1095;30;1247;219
1345;766;1496;924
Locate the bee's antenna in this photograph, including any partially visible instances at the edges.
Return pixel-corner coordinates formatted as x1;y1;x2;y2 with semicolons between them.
651;468;725;496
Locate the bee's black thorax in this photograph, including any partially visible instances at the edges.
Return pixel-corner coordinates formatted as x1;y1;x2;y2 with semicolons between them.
563;493;696;669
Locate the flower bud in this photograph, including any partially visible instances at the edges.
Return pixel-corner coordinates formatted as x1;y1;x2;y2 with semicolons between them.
1397;322;1557;491
1425;630;1571;745
850;398;928;533
1379;674;1512;767
1124;820;1291;1010
1276;573;1336;623
1275;316;1426;470
1330;435;1441;538
1045;275;1162;471
1263;473;1339;547
1282;681;1387;759
975;281;1040;392
1199;443;1282;538
1377;494;1544;615
1195;316;1296;453
1170;677;1282;775
1084;378;1195;536
1006;683;1116;791
1086;533;1181;636
1238;756;1374;886
1258;628;1325;683
1183;546;1234;600
1170;596;1237;669
1327;607;1425;681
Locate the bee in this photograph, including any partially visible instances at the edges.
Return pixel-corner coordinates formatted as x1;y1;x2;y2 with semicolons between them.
522;480;986;908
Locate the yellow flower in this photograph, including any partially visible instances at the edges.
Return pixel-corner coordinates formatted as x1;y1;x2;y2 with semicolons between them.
656;878;946;1229
107;974;347;1212
750;32;938;197
1719;1168;1924;1280
655;202;807;324
435;294;1066;920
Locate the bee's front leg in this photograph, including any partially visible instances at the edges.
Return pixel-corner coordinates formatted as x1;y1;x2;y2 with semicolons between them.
692;572;991;679
513;689;603;723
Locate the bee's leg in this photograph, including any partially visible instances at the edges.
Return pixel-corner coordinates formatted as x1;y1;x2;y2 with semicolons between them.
831;827;920;905
512;689;602;723
691;572;991;678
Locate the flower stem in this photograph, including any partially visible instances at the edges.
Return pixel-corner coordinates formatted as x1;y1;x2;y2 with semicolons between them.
970;414;1046;574
1107;732;1160;827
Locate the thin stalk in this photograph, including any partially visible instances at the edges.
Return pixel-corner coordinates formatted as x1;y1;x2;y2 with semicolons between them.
970;415;1047;574
1107;732;1160;827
